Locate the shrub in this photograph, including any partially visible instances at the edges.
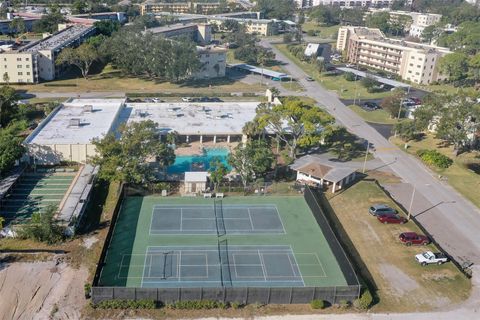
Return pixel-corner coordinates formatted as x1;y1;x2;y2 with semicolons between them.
353;289;373;310
310;299;325;309
344;72;356;81
92;299;156;309
84;283;91;299
167;300;227;310
416;149;453;169
230;301;243;309
338;299;350;309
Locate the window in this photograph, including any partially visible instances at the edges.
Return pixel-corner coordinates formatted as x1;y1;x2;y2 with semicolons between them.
16;58;21;61
26;58;29;61
26;72;30;75
417;65;421;68
18;72;22;75
415;72;420;75
408;70;412;73
410;63;414;66
26;65;30;68
17;65;22;68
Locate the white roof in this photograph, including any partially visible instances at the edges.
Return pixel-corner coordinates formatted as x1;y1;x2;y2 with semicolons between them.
304;43;320;57
122;102;259;135
185;171;208;182
26;99;125;145
229;63;290;79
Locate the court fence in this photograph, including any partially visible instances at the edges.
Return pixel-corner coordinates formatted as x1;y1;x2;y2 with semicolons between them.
91;285;361;305
91;184;362;305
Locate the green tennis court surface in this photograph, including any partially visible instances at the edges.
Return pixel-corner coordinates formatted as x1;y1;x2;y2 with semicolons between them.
98;196;347;288
0;173;75;224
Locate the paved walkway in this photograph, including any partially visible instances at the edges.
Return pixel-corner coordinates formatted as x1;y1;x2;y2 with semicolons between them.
262;40;480;265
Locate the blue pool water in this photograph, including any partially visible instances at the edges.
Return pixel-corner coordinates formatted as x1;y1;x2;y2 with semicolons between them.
167;148;231;174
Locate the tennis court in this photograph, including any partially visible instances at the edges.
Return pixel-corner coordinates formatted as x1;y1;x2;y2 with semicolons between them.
150;203;285;235
0;173;75;223
98;196;348;289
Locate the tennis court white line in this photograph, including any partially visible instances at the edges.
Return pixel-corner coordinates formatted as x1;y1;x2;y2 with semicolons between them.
258;250;267;281
247;208;255;230
180;208;183;231
178;251;182;281
147;254;153;278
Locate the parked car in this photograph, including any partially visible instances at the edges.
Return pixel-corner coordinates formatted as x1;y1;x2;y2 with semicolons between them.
369;204;397;216
306;76;314;81
362;102;380;111
410;97;422;105
377;213;407;224
152;98;162;103
345;63;355;68
415;251;449;266
182;97;193;102
399;232;430;246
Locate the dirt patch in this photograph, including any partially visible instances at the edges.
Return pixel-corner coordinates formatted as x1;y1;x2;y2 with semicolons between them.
378;263;420;295
0;258;88;320
83;236;99;249
360;220;381;243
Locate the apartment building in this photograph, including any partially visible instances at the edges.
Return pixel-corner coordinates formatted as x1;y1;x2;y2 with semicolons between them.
337;26;452;84
0;25;95;84
195;45;227;79
141;1;223;15
148;23;212;45
208;16;278;36
367;9;442;38
296;0;393;8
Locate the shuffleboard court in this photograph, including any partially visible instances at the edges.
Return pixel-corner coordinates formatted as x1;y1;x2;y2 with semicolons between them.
150;204;285;235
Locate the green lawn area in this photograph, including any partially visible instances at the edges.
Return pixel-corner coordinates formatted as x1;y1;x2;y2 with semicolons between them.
348;104;400;124
275;44;391;100
13;63;260;94
281;80;304;92
302;22;340;41
328;180;471;312
391;134;480;209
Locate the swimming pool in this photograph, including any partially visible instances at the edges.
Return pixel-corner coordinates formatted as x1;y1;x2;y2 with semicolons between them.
167;148;231;174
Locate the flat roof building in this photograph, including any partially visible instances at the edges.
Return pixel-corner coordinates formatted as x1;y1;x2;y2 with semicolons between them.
25;98;125;164
0;24;96;83
337;26;452;84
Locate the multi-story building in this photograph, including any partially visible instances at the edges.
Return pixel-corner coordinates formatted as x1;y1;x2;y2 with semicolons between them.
367;9;442;38
208;16;278;36
146;23;226;79
296;0;393;8
337;26;452;84
141;1;224;15
195;46;227;79
0;25;95;83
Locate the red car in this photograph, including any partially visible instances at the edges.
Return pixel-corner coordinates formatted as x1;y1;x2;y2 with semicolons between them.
399;232;430;246
377;213;407;224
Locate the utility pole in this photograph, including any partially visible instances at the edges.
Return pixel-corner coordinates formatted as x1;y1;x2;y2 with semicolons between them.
408;185;416;221
362;140;369;174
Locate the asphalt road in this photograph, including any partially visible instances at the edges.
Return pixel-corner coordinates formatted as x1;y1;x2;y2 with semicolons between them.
262;39;480;265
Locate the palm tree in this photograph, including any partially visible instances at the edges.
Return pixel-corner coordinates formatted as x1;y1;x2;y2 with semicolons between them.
0;216;5;229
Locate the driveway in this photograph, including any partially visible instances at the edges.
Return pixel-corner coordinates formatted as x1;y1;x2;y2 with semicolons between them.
261;39;480;265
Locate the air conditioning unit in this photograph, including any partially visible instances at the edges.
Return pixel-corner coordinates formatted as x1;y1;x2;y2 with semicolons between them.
83;105;93;112
69;118;81;127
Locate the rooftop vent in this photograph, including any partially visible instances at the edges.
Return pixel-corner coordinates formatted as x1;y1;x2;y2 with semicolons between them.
83;105;93;112
135;109;147;117
69;118;81;127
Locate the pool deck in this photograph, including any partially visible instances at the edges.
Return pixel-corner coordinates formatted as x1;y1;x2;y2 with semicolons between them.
175;141;236;156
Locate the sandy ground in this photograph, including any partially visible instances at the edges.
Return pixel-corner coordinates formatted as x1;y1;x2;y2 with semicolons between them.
0;257;88;320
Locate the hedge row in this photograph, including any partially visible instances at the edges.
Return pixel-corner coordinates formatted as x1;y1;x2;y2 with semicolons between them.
92;299;156;309
416;149;453;169
44;83;78;87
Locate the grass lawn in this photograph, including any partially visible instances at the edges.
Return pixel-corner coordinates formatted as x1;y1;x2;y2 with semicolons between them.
391;134;480;209
12;64;260;94
327;180;471;312
302;22;340;41
281;80;305;92
348;105;401;125
275;44;391;100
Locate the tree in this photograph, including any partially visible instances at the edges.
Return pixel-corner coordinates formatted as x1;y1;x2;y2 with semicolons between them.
316;58;325;73
283;32;293;43
93;20;120;36
339;8;365;26
208;157;228;191
56;43;99;79
2;72;9;85
437;21;480;55
251;98;334;159
222;19;241;32
9;17;26;37
380;89;405;118
32;5;66;33
0;85;20;127
166;130;179;145
360;75;378;91
468;53;480;82
365;12;390;33
228;140;273;189
310;5;340;26
255;0;296;20
391;0;406;10
72;0;88;14
91;120;175;184
0;216;4;229
421;25;442;43
394;121;419;142
439;52;469;81
0;125;25;176
18;205;64;244
323;126;361;161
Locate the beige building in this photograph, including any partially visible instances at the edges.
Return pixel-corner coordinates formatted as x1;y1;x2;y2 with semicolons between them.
367;9;442;38
24;99;125;164
148;23;212;45
208;17;278;36
141;1;222;15
195;46;227;79
337;26;451;84
297;0;393;8
0;25;95;84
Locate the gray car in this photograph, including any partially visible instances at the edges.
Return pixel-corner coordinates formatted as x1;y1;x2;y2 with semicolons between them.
369;204;397;216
